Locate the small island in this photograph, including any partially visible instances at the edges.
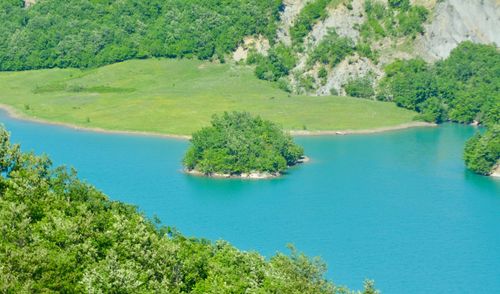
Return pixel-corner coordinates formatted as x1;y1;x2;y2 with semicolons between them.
183;112;305;178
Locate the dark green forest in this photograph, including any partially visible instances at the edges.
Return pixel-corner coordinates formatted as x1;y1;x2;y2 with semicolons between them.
0;0;282;70
0;127;377;293
184;112;304;175
378;42;499;126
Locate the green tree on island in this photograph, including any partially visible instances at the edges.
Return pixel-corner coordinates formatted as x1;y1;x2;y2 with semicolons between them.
183;112;304;176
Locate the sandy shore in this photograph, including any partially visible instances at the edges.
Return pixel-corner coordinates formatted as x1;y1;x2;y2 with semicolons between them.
185;156;310;179
490;165;500;178
185;169;281;179
290;121;437;136
0;104;435;139
0;104;190;140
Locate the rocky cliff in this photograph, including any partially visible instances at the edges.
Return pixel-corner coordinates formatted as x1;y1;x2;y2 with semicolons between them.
416;0;500;61
236;0;500;96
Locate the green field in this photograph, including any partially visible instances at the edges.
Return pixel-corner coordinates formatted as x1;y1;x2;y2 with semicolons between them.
0;59;417;136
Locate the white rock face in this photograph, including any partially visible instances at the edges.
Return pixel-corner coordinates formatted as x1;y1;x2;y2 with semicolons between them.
24;0;37;7
416;0;500;61
306;0;364;47
235;0;499;95
317;55;383;96
277;0;314;46
232;36;270;62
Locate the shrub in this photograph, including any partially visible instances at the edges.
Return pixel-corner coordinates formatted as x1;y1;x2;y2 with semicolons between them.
290;0;332;45
464;126;500;175
309;30;355;68
254;44;296;81
344;76;375;99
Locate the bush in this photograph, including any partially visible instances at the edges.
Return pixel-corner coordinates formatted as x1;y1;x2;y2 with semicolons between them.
183;112;304;175
290;0;331;45
379;58;437;110
415;97;446;123
361;0;428;40
254;44;296;81
344;76;375;99
309;29;355;68
464;126;500;175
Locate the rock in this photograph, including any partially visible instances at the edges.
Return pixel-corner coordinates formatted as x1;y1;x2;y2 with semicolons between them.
233;35;270;62
416;0;500;61
316;54;383;96
277;0;315;46
24;0;37;7
491;164;500;178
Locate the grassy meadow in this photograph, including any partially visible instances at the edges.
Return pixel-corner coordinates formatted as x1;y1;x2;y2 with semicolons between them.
0;59;418;136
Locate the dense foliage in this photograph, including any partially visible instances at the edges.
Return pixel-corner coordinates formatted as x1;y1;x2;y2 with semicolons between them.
290;0;333;45
464;126;500;175
0;127;377;293
361;0;429;41
250;44;297;83
183;112;304;175
0;0;281;70
309;30;355;67
379;42;500;125
344;76;375;99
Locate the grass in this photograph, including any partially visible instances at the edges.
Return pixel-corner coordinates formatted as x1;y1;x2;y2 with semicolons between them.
0;58;417;136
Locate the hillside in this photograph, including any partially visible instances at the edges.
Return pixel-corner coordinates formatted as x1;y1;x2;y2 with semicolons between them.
0;59;417;136
236;0;500;96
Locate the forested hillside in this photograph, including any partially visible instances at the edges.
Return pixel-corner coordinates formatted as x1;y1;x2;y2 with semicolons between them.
378;42;499;126
0;0;281;70
0;127;376;293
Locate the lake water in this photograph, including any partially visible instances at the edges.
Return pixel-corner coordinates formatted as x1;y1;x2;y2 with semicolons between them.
1;110;499;293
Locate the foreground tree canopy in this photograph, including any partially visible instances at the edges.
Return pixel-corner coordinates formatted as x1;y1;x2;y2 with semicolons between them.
0;127;377;293
464;126;500;176
183;112;304;176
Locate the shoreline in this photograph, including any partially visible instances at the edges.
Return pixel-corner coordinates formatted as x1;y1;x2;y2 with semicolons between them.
491;165;500;178
185;169;281;180
289;121;437;136
184;156;310;180
0;104;191;140
0;104;436;140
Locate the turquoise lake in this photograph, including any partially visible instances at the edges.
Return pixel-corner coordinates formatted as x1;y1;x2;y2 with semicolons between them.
1;110;499;293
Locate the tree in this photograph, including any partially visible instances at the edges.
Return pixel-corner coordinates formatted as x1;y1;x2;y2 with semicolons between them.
183;112;304;175
0;126;371;292
464;125;500;175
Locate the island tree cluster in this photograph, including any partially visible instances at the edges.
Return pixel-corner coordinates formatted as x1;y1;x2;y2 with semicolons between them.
0;127;377;293
183;112;304;176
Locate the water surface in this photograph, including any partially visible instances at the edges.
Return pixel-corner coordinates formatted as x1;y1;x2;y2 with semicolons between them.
1;111;499;293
